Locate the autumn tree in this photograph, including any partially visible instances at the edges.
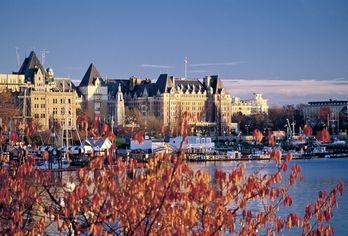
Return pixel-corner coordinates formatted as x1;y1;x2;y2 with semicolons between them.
125;107;163;137
125;107;143;128
0;90;20;125
0;147;345;235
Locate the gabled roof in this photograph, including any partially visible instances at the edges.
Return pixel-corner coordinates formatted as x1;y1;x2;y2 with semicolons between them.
209;75;224;94
106;79;130;98
82;137;111;150
175;79;204;93
132;83;158;97
54;78;81;95
156;74;173;93
106;74;228;99
18;51;45;82
79;63;103;87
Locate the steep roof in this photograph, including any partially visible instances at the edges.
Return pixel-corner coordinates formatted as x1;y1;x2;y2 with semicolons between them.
106;74;228;99
209;75;224;94
106;79;130;98
18;51;45;82
54;78;81;95
156;74;173;93
79;63;103;87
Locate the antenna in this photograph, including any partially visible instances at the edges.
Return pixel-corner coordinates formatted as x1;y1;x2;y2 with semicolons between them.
41;49;49;67
15;47;20;69
184;56;188;78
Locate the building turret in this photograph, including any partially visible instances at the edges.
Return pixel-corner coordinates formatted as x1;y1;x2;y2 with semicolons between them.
115;83;125;126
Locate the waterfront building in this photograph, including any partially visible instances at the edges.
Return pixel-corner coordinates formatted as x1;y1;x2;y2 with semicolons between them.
78;64;108;120
169;136;215;153
29;80;80;130
105;74;233;135
303;100;348;133
231;93;268;115
14;51;81;130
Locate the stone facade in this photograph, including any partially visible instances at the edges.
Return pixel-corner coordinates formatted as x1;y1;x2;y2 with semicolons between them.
30;89;77;130
78;64;108;120
13;51;81;130
0;73;26;92
104;74;233;135
1;52;236;135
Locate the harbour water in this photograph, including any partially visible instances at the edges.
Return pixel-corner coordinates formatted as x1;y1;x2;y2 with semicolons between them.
189;158;348;235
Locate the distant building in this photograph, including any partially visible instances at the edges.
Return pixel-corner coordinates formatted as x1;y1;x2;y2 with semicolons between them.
231;93;268;115
303;99;348;132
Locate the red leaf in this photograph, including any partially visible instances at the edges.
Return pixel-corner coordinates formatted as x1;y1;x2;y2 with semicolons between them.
10;132;18;142
93;112;99;129
316;128;330;143
303;124;313;136
268;130;275;146
253;129;263;142
284;195;293;206
102;123;110;136
133;130;144;144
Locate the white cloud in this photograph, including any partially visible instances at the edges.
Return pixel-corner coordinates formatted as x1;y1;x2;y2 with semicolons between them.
139;64;174;69
222;79;348;106
188;70;211;73
189;61;243;67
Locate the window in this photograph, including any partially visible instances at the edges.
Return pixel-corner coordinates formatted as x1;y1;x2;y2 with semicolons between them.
61;108;65;115
34;114;39;118
41;114;45;118
41;104;45;108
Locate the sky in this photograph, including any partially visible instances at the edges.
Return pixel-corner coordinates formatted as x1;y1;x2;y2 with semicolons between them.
0;0;347;105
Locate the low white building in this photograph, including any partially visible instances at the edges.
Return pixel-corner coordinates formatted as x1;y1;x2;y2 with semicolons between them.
130;139;169;153
82;137;112;155
169;136;215;153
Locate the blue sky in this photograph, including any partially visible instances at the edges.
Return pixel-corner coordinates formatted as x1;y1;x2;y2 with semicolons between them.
0;0;347;104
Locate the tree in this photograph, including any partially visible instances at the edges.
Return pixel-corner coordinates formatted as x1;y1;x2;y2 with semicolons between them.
146;114;163;137
232;112;249;134
125;107;163;137
268;105;305;132
0;90;20;125
125;107;143;128
0;147;344;235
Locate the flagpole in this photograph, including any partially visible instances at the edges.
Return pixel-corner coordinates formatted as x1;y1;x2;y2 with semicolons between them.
184;56;188;78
